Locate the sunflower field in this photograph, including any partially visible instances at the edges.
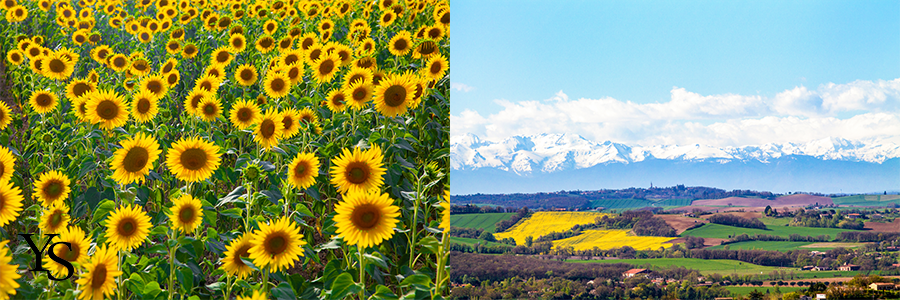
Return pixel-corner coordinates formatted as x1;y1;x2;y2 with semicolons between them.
0;0;450;298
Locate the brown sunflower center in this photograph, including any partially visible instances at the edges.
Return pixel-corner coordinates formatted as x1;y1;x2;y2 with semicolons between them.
190;95;203;109
331;94;345;106
430;62;442;74
113;57;126;68
185;46;197;55
351;204;381;230
178;206;195;223
240;69;254;81
293;161;308;178
260;120;276;138
35;93;53;107
282;116;294;130
48;58;66;73
288;67;300;80
301;38;314;50
235;244;251;264
123;147;149;172
232;38;243;49
147;81;163;95
384;85;407;107
418;42;436;56
91;263;107;289
57;242;80;261
393;39;408;51
259;38;273;48
440;12;449;24
118;218;137;236
44;181;64;198
10;53;20;62
137;98;151;114
50;211;63;227
73;83;90;97
237;108;252;122
264;234;288;255
216;51;229;63
345;162;369;184
349;74;364;85
97;100;119;120
141;32;150;41
180;148;208;171
203;103;216;115
270;78;285;92
308;49;321;61
134;61;148;71
352;88;367;101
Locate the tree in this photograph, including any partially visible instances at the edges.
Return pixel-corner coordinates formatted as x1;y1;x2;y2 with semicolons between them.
525;235;533;247
478;231;496;242
764;205;772;216
748;289;764;300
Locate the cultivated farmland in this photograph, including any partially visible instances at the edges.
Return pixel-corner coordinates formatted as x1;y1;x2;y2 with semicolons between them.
553;229;675;251
681;223;860;239
494;211;610;245
450;213;515;233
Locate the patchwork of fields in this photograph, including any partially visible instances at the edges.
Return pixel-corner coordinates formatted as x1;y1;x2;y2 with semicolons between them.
833;194;900;207
450;213;515;233
494;211;610;245
553;229;675;251
681;223;860;239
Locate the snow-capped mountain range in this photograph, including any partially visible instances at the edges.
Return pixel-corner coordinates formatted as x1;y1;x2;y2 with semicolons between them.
451;133;900;175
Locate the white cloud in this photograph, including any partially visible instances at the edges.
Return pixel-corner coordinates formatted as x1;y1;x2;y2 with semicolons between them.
452;79;900;147
451;82;474;92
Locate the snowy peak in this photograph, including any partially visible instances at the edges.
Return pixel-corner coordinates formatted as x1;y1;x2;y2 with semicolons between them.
450;134;900;172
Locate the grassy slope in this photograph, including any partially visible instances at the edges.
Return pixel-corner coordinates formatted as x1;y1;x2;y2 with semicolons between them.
725;286;805;296
833;194;900;207
681;223;858;239
707;241;814;251
571;258;788;276
449;237;512;248
450;213;514;233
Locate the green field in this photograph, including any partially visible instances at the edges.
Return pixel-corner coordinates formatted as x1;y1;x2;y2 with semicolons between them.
725;286;805;296
760;217;791;226
588;198;693;211
449;237;512;248
681;223;859;239
833;194;900;207
450;213;514;233
708;241;815;251
572;258;791;276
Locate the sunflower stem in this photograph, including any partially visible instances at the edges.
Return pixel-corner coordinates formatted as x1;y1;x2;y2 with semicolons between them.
358;247;365;300
169;228;180;300
261;267;270;294
408;175;423;269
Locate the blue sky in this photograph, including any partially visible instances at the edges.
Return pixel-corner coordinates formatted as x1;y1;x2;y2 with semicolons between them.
451;0;900;147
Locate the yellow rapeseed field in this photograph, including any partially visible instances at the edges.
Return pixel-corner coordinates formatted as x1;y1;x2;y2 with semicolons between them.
553;229;675;251
495;211;610;245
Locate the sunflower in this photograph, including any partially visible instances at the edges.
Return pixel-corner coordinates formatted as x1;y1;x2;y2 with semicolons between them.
298;33;317;51
0;103;10;130
343;66;373;87
204;64;226;81
107;54;129;72
388;31;412;57
284;63;304;85
105;203;151;251
140;74;168;99
234;64;258;86
210;46;234;66
413;40;439;59
34;170;70;207
441;191;451;233
165;71;180;87
165;39;181;55
312;52;340;84
296;108;318;127
319;90;346;114
5;50;23;66
0;241;20;300
228;99;261;130
423;54;448;81
248;216;306;272
277;36;293;51
130;57;151;77
329;145;386;194
193;74;221;93
166;137;221;182
274;108;299;139
38;202;69;234
344;80;373;110
160;57;178;74
0;181;23;227
379;11;395;28
6;5;27;23
76;245;122;300
237;290;267;300
28;90;58;114
220;233;254;279
229;33;246;52
71;96;89;122
287;152;319;190
66;78;96;100
263;71;290;99
334;191;400;249
168;194;203;234
183;89;209;116
373;73;415;117
198;95;222;122
254;110;284;151
263;19;278;35
131;89;159;123
182;43;199;59
255;35;276;53
111;133;162;185
86;89;130;130
44;226;90;280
